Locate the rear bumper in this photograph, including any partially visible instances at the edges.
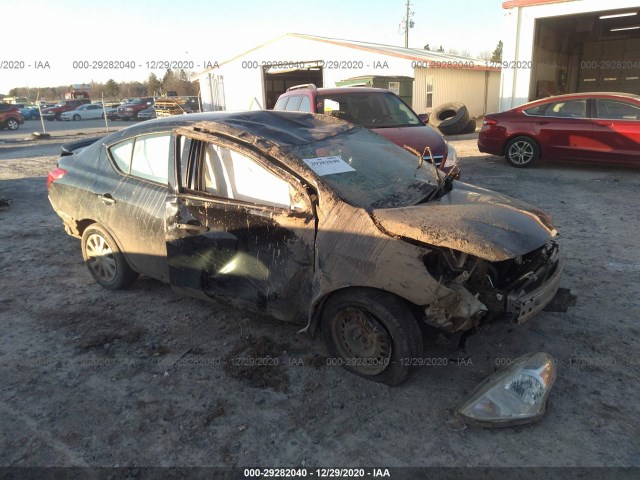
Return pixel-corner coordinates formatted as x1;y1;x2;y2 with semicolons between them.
506;256;564;324
477;128;506;156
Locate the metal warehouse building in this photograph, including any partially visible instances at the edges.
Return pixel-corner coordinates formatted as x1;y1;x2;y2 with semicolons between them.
194;33;501;118
500;0;640;110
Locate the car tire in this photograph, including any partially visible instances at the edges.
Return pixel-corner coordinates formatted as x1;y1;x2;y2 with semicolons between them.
460;119;477;134
6;118;19;130
321;288;423;386
81;224;138;290
73;114;81;121
429;102;469;135
505;136;540;168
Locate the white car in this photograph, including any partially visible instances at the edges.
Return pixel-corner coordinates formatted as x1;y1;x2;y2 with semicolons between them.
60;104;105;121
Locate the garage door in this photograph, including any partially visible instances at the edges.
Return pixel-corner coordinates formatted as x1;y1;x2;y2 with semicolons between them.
262;62;323;110
578;39;640;94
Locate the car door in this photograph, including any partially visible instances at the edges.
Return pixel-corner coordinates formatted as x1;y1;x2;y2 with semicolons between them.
98;131;173;280
85;104;102;119
591;98;640;164
165;133;317;323
534;99;595;161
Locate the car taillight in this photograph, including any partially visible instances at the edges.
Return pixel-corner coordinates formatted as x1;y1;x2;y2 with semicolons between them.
483;117;498;126
47;168;67;190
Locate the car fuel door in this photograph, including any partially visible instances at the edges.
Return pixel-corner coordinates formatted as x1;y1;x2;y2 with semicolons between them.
165;133;317;323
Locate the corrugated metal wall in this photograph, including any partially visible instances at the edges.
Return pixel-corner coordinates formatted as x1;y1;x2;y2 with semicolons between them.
413;69;501;117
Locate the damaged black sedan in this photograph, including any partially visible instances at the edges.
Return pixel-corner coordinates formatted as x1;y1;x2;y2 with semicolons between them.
48;111;563;385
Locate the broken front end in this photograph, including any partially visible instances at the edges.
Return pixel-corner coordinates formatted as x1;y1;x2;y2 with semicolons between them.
423;241;563;332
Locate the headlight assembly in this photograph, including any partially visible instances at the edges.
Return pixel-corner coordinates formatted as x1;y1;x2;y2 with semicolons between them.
456;352;556;427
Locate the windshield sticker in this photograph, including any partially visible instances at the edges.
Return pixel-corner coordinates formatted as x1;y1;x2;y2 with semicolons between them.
302;156;355;176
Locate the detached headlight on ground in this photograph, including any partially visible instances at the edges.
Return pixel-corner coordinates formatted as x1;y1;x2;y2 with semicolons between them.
456;352;556;427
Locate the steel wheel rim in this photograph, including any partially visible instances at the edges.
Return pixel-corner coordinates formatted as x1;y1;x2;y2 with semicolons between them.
508;141;534;164
7;120;18;130
331;307;392;375
85;233;117;282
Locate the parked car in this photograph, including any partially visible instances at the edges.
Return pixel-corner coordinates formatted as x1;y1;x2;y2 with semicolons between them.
136;106;156;120
41;99;91;121
47;111;563;385
0;103;24;130
478;92;640;167
60;103;105;121
19;106;40;120
274;85;460;177
117;97;154;120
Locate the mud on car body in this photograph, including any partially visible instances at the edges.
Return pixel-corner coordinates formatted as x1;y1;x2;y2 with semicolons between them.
47;111;564;385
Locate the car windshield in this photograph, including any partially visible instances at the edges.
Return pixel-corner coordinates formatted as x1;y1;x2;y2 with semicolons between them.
287;127;438;210
316;92;422;128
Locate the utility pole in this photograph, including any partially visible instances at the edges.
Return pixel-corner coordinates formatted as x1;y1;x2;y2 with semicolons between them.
405;0;410;48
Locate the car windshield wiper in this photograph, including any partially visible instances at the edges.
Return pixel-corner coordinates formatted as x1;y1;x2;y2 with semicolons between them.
403;145;454;204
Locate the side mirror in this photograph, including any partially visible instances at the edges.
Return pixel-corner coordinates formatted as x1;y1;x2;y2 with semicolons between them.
418;113;429;124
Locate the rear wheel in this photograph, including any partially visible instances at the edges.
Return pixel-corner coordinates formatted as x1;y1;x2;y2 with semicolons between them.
505;136;539;167
81;224;138;290
321;289;422;385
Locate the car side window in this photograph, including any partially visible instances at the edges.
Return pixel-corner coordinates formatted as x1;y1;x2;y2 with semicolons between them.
187;140;291;209
130;133;171;184
108;132;171;184
110;138;134;173
595;99;640;120
544;100;587;118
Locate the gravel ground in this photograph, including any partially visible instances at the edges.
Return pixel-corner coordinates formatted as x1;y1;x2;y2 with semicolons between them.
0;134;639;469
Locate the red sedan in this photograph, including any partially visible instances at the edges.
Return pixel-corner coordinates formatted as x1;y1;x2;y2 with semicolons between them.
478;92;640;167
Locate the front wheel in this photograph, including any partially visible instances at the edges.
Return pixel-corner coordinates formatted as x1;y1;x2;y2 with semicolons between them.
321;289;423;385
6;119;19;130
73;114;81;121
505;136;539;167
81;224;138;290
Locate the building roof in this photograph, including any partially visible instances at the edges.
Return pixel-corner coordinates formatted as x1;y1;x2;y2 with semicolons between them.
502;0;575;9
193;33;498;79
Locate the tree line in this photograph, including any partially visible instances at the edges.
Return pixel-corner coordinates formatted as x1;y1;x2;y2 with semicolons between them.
5;69;198;102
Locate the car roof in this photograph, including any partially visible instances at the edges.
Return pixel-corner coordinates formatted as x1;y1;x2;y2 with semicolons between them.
102;110;355;147
515;91;640;110
282;86;393;96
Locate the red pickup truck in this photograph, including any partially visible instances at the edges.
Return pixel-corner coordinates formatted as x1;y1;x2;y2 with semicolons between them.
117;98;154;120
41;99;91;121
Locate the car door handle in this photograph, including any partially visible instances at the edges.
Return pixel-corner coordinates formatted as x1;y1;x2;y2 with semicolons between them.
596;122;614;127
176;222;209;233
536;121;550;125
98;193;116;205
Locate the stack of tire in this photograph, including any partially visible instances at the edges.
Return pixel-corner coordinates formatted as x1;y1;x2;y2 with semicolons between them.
428;102;476;136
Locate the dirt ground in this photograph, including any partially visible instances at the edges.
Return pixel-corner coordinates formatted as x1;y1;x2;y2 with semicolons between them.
0;132;639;469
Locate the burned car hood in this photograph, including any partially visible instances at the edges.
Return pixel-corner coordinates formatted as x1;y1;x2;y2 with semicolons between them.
372;124;446;158
372;182;557;262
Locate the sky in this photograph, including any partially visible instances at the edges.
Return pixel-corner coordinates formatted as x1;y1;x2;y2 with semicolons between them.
1;0;506;95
